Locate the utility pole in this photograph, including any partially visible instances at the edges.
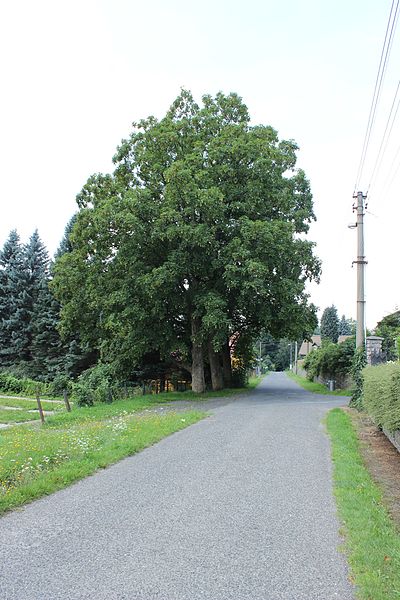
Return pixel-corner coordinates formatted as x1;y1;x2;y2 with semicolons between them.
352;191;367;348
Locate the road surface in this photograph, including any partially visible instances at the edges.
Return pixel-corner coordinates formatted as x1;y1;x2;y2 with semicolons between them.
0;372;354;599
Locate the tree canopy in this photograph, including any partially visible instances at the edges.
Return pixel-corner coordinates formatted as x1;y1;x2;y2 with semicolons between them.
53;90;320;392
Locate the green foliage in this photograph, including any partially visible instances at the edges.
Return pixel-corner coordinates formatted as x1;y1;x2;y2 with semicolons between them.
72;363;118;406
375;310;400;361
48;373;73;397
231;364;248;388
0;371;49;396
52;90;320;392
0;229;70;380
327;409;400;600
320;305;339;343
303;338;355;382
362;362;400;431
349;347;367;410
338;314;353;335
0;230;27;365
270;338;293;371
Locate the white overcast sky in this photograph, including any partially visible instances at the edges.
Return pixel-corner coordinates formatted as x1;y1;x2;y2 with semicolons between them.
1;0;399;328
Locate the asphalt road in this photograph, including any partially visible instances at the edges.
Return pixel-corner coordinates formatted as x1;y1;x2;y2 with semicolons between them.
0;372;354;600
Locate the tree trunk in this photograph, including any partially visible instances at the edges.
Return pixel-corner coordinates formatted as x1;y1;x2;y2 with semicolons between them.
221;338;232;388
191;316;206;393
208;342;224;391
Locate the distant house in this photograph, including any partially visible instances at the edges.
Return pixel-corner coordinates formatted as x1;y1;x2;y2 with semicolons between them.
298;335;321;358
298;335;352;358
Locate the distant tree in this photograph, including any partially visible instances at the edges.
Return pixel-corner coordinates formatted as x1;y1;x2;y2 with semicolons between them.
274;339;292;371
375;309;400;361
0;229;66;379
338;314;352;336
320;305;339;343
0;230;26;366
0;230;21;328
54;214;78;261
29;278;66;380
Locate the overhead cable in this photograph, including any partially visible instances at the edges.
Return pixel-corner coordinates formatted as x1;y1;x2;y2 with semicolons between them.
353;0;399;193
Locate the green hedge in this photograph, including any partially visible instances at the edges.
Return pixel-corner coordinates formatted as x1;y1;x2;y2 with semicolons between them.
362;363;400;431
0;372;50;397
303;338;355;382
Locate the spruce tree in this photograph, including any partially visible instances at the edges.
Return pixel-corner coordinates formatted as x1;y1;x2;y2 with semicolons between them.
0;230;30;367
20;230;50;369
30;278;66;380
320;305;339;343
338;315;352;336
54;214;77;261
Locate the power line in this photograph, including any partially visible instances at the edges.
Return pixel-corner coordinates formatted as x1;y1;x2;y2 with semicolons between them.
367;79;400;199
354;0;400;192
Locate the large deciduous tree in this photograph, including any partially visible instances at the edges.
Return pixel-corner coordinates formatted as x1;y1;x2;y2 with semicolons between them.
53;90;320;392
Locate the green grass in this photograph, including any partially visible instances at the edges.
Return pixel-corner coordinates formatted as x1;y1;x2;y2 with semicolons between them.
0;390;63;401
0;379;259;428
0;409;43;423
327;409;400;600
286;371;352;396
0;397;63;410
0;410;205;515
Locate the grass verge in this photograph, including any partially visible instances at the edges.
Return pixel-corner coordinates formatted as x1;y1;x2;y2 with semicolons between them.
0;409;42;424
0;410;205;515
0;397;62;410
286;371;351;396
327;408;400;600
0;378;260;428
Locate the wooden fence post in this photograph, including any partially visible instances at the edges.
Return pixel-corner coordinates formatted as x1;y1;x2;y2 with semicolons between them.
63;389;71;412
36;386;45;424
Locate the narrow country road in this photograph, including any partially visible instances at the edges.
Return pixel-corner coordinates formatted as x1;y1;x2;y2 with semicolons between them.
0;373;354;600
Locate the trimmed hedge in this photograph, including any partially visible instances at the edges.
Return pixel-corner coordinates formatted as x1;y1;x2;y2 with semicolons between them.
362;363;400;431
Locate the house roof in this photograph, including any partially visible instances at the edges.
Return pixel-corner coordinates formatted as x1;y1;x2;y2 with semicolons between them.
298;334;352;356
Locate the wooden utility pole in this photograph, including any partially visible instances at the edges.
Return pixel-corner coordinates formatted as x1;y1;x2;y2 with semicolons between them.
353;191;367;348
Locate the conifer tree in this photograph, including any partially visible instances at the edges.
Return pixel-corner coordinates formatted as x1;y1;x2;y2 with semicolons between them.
30;278;65;380
54;214;78;261
0;230;30;367
320;305;339;343
338;314;352;336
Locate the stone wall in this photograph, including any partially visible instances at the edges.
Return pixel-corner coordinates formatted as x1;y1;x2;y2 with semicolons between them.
295;360;352;391
383;428;400;454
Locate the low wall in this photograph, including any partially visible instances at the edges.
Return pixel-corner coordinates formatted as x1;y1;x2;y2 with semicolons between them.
295;361;352;391
382;428;400;454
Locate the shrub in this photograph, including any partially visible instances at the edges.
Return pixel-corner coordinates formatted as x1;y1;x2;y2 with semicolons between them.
362;362;400;431
48;373;73;397
303;338;355;382
72;381;94;407
71;363;118;406
0;372;49;396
